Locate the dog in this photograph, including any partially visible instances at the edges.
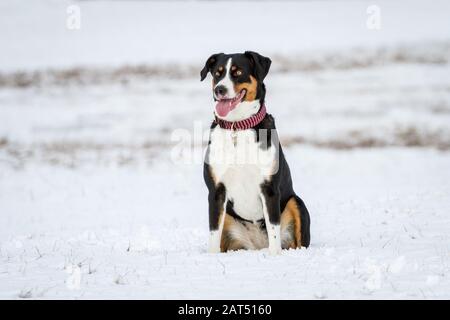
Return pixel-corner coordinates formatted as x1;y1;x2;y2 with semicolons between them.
201;51;310;255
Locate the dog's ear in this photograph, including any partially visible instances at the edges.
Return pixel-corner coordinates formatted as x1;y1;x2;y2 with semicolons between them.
200;53;223;81
244;51;272;81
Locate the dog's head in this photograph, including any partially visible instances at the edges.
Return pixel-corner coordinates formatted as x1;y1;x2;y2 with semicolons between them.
200;51;271;121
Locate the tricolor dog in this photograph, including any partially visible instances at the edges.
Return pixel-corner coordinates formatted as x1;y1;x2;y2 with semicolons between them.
201;51;311;255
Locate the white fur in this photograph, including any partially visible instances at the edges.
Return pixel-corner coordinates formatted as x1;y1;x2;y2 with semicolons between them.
208;127;277;222
207;125;281;254
226;220;268;250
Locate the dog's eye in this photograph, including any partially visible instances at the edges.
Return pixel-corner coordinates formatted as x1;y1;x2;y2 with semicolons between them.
215;71;221;77
233;70;242;77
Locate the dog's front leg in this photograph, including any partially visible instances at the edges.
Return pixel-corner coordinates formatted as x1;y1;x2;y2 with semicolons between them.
260;184;282;255
208;183;226;253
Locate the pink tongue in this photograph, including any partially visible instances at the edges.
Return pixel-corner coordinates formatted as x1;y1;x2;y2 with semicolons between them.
215;99;237;117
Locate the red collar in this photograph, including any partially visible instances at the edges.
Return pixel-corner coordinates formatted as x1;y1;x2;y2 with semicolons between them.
214;104;267;130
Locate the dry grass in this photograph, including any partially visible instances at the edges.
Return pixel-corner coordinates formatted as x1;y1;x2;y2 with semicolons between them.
282;127;450;150
1;42;449;88
1;126;449;169
0;137;8;148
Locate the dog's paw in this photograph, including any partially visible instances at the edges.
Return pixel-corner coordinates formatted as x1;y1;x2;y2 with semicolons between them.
208;245;221;254
268;245;282;256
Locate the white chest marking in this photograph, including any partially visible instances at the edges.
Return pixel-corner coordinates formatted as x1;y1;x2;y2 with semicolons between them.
207;126;277;222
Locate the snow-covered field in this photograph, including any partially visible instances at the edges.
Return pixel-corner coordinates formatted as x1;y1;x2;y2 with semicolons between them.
1;0;449;299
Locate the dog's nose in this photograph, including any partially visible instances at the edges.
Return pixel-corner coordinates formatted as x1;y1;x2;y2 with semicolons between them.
214;85;227;98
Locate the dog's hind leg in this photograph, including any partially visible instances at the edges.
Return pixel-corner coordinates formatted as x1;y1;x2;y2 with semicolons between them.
280;196;311;248
296;195;311;248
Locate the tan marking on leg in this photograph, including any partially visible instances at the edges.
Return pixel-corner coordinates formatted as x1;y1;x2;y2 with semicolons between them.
280;198;302;248
280;210;295;249
234;75;258;102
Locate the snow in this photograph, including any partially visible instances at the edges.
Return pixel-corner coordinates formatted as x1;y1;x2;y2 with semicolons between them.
1;148;449;299
1;0;450;299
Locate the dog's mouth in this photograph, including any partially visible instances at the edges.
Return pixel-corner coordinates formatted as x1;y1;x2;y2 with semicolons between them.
215;90;246;117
